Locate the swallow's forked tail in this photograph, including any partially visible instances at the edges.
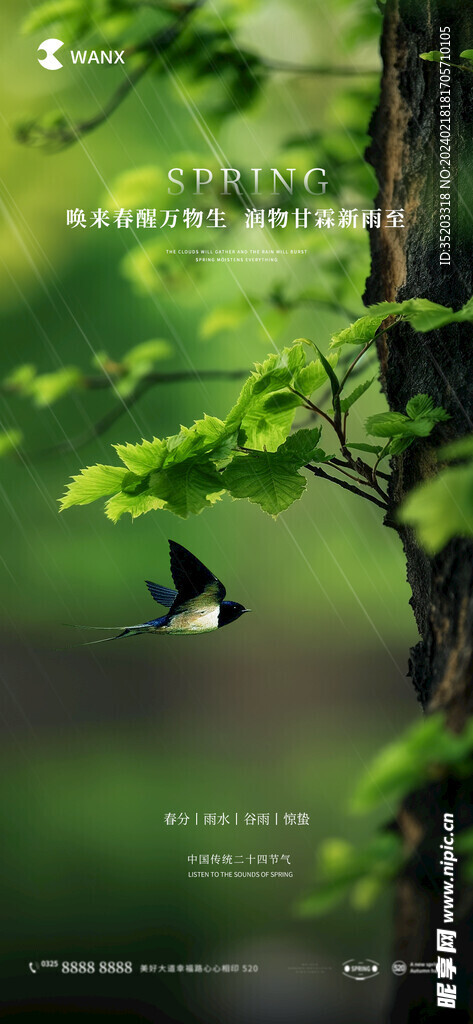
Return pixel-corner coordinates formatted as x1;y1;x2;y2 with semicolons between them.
63;624;145;647
74;630;130;647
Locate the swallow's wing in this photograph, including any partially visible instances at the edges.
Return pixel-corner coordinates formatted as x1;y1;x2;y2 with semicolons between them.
168;540;226;613
145;581;178;607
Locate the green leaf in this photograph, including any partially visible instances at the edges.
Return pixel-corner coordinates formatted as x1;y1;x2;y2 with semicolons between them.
225;345;307;450
346;442;383;455
368;296;473;332
164;416;235;467
105;490;165;524
403;418;444;437
405;393;449;422
238;392;301;451
366;394;449;440
399;462;473;553
454;295;473;321
273;427;331;467
60;465;127;511
276;427;323;464
0;429;22;456
222;428;321;516
3;364;37;391
122;339;172;368
114;437;167;476
225;367;283;433
284;343;307;376
420;50;443;63
30;367;82;407
340;377;375;413
151;459;225;518
460;49;473;61
223;452;305;516
388;436;414;456
120;472;151;496
330;313;387;349
352;714;473;813
300;339;340;402
365;411;414;438
293;352;339;397
332;295;473;352
405;394;434;419
108;340;173;399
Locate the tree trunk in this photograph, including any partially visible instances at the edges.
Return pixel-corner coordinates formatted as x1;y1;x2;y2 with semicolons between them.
364;1;473;1019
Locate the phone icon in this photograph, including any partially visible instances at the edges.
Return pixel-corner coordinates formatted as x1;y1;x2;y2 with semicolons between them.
29;962;37;974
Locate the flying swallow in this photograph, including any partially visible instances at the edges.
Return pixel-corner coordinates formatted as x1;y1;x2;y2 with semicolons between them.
71;540;250;645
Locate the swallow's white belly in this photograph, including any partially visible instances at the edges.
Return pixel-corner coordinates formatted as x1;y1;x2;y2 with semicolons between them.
161;606;220;634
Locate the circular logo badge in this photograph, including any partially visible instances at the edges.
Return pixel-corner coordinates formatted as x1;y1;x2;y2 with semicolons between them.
392;960;408;976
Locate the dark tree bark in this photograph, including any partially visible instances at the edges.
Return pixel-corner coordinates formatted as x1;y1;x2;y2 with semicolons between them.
364;1;473;1019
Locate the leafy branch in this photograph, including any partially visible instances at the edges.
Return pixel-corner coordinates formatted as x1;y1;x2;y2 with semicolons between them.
0;323;374;459
56;295;472;524
42;368;251;457
1;342;250;458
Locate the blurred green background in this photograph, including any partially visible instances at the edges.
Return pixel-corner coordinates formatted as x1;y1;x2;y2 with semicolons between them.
0;1;418;1020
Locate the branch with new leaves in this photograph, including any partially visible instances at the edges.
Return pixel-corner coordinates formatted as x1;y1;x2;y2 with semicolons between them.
57;296;473;528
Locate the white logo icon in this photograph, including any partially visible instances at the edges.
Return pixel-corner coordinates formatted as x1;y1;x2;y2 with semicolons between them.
37;38;64;71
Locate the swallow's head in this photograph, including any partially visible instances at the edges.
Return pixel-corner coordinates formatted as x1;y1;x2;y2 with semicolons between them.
218;601;251;627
